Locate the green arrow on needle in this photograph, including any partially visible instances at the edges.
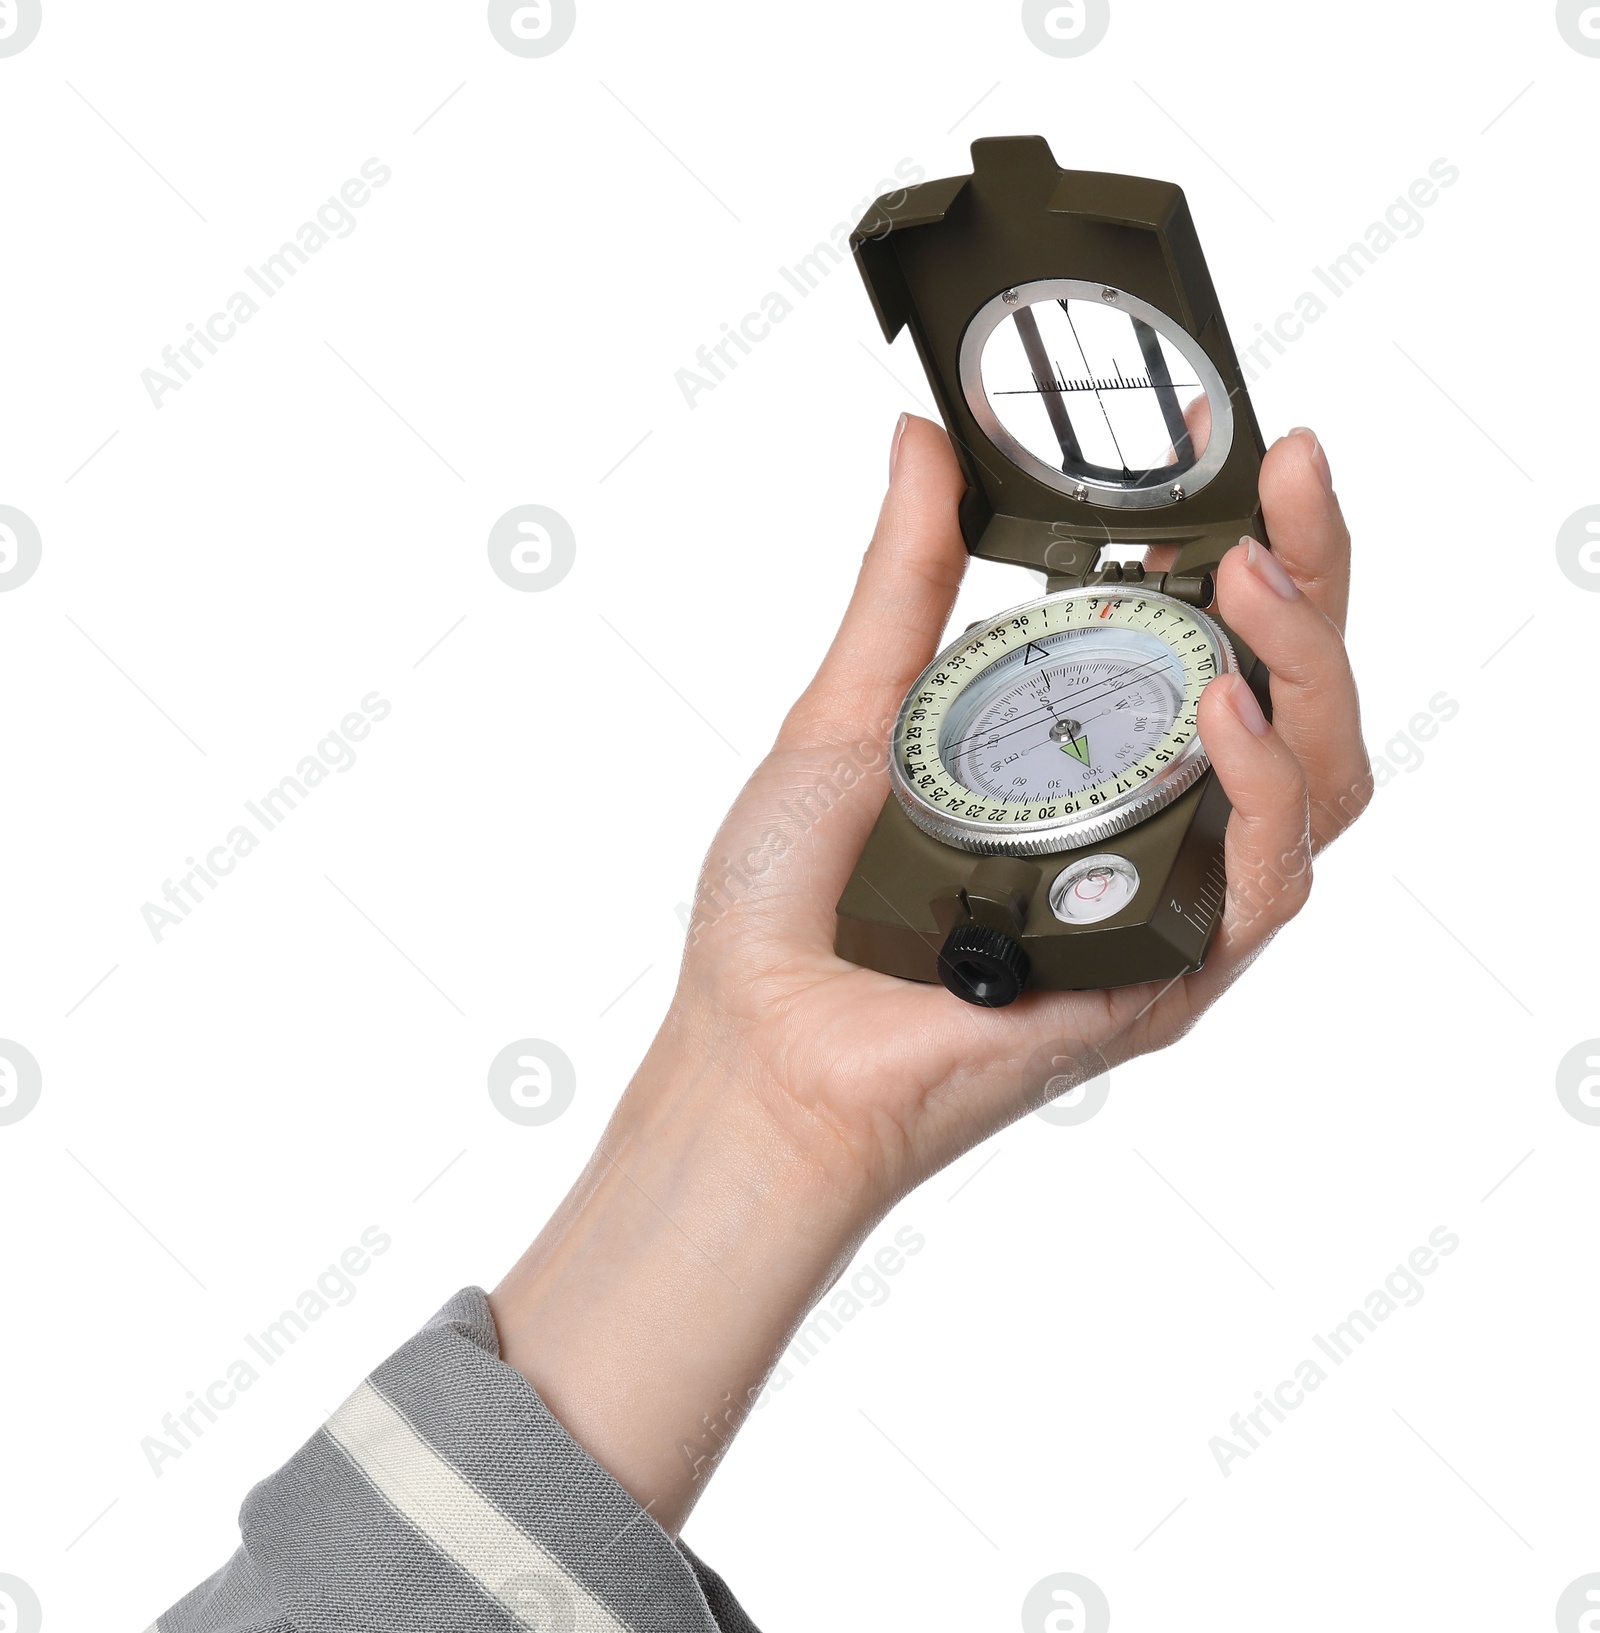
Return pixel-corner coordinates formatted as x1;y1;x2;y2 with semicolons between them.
1050;717;1090;765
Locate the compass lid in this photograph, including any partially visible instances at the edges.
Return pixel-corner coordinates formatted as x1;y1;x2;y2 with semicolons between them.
852;136;1265;585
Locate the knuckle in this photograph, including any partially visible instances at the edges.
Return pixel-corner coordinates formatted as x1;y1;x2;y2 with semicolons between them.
1225;828;1314;934
1260;606;1345;676
1311;755;1375;848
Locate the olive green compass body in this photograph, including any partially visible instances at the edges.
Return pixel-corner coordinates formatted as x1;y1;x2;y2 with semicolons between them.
834;135;1272;1007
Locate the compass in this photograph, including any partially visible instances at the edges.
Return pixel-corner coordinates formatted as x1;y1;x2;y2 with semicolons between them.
834;136;1272;1008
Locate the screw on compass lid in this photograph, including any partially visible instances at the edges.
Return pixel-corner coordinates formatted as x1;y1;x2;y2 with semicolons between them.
938;925;1031;1009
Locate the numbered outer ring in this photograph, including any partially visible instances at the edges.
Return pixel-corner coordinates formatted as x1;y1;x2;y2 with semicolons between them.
958;279;1235;510
889;587;1237;857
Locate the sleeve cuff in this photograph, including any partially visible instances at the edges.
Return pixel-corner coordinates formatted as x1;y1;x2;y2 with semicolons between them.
155;1287;759;1633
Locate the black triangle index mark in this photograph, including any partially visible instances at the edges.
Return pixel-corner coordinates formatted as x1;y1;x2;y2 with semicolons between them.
1022;641;1051;666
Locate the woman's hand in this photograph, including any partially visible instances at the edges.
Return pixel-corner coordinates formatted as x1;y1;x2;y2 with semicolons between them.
675;413;1369;1214
491;414;1369;1533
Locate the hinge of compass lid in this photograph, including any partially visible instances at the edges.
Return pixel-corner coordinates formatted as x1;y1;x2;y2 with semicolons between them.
1045;558;1215;606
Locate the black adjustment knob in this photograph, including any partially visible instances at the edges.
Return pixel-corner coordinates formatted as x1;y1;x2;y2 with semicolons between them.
937;925;1030;1009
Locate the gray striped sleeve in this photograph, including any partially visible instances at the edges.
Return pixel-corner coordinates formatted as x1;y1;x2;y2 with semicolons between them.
151;1288;759;1633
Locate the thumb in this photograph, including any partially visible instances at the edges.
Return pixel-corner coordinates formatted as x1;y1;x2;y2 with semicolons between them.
784;414;969;746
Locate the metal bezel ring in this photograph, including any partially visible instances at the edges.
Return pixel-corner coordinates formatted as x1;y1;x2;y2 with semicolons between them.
958;279;1236;511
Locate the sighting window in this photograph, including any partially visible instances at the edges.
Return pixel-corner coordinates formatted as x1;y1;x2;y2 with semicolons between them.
959;280;1233;509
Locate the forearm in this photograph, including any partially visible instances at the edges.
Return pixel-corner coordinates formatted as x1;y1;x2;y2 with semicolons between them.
489;1008;872;1535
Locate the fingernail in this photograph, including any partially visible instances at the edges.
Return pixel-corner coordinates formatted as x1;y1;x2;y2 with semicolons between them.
1289;426;1333;492
889;412;909;481
1226;674;1270;736
1245;537;1300;600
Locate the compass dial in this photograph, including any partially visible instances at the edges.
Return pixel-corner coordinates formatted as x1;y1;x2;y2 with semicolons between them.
890;588;1237;856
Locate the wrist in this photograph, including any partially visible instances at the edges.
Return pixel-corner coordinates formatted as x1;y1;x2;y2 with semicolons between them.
490;1008;877;1532
611;1003;879;1262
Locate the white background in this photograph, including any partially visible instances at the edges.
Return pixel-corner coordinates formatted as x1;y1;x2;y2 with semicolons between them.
2;3;1597;1629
